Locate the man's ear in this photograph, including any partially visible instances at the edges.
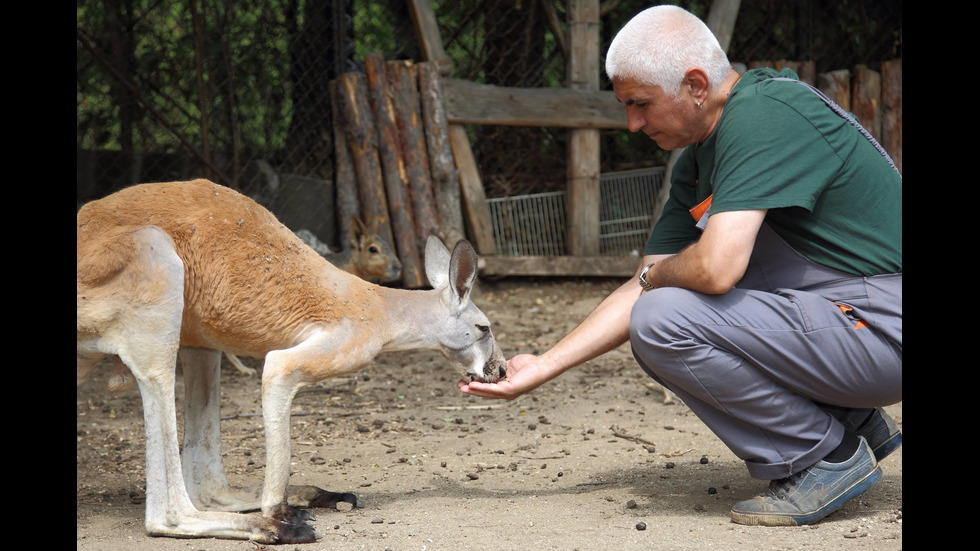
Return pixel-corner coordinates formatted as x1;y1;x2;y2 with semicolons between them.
684;68;710;103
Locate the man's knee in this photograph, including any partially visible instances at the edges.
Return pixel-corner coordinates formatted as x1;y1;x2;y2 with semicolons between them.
629;287;702;360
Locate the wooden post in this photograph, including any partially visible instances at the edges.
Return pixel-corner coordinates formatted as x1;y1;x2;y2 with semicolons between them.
706;0;742;53
407;0;494;256
335;71;394;251
419;61;466;249
818;69;851;111
880;59;902;174
330;79;359;250
449;125;495;255
407;0;453;76
851;64;882;140
774;59;815;84
388;59;444;252
796;60;816;85
364;52;424;288
566;0;600;257
775;60;799;76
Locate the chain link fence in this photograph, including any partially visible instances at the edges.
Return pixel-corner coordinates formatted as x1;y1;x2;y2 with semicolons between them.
78;0;901;249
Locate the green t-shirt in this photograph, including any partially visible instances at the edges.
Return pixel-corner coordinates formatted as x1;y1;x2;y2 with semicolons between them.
646;68;902;276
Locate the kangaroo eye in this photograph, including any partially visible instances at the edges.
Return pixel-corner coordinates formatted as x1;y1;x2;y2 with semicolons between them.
368;245;379;254
476;324;490;333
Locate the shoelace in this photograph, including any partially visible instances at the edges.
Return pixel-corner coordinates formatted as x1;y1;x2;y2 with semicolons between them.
766;469;808;500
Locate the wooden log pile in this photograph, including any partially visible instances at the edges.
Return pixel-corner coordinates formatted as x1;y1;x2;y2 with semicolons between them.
332;53;465;288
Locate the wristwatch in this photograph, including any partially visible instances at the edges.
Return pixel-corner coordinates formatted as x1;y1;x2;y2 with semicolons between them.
638;263;656;292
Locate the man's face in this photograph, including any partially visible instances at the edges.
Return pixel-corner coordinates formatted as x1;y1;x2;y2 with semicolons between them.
613;76;700;151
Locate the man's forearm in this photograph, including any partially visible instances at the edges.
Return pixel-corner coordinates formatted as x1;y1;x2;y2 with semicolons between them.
538;278;641;374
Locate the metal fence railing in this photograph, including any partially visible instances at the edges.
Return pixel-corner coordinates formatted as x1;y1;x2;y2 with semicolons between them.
598;167;665;256
487;166;665;257
488;191;567;257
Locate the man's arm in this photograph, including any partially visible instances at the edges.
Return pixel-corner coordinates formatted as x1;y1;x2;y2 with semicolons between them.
646;209;766;294
458;253;670;400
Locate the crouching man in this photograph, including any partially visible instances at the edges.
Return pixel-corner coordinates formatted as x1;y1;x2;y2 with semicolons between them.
459;5;901;527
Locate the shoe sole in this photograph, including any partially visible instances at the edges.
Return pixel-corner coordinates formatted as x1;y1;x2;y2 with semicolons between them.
871;431;902;462
730;465;882;527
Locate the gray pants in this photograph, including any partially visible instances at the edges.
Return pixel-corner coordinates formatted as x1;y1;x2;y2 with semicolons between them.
629;225;902;480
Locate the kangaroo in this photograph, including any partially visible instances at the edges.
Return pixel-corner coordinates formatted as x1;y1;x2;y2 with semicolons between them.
224;217;403;378
76;178;506;544
295;215;402;284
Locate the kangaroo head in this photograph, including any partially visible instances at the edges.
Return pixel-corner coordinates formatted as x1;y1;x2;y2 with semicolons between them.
424;236;506;383
349;216;402;284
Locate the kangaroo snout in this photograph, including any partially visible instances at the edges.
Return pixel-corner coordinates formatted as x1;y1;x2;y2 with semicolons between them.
482;360;507;383
467;343;506;383
456;346;506;384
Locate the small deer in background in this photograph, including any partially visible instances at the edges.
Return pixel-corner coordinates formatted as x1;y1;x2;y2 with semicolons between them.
77;179;505;544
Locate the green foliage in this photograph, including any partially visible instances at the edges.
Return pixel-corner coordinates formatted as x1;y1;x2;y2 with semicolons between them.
77;0;297;156
353;1;400;59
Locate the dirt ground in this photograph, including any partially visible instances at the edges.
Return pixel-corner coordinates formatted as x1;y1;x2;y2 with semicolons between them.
76;277;902;551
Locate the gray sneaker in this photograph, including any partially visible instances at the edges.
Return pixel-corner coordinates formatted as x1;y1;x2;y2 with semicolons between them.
730;437;881;526
855;407;902;461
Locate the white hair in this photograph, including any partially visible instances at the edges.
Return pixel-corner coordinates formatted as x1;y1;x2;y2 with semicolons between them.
605;5;732;96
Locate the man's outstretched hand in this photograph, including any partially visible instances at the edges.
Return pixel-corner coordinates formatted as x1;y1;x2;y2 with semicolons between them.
457;353;552;400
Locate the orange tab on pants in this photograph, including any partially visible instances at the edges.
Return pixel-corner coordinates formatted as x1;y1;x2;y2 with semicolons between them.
836;303;869;329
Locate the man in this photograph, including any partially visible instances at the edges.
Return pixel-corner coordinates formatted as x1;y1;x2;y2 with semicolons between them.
459;5;901;527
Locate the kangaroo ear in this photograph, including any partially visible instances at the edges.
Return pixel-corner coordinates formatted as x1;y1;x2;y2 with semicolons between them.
448;240;478;306
350;216;367;239
424;235;451;288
